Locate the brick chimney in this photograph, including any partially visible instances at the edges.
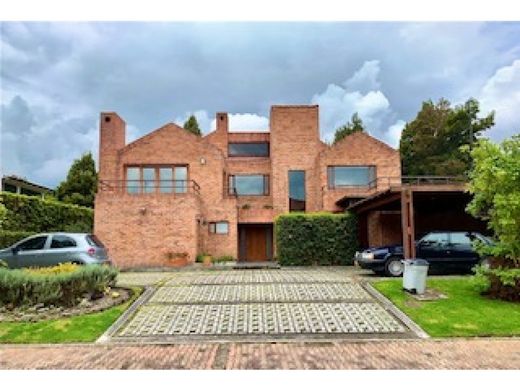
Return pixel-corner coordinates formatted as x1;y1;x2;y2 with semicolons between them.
99;112;126;182
216;112;228;133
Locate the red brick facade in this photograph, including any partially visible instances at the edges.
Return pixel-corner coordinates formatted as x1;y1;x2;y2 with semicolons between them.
95;105;401;268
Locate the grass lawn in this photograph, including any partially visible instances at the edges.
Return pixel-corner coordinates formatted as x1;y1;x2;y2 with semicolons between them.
373;277;520;337
0;288;141;343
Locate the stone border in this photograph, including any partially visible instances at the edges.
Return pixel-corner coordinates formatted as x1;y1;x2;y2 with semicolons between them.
362;282;430;339
96;287;155;344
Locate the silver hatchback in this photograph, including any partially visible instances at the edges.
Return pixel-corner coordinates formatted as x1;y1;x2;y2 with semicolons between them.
0;233;111;269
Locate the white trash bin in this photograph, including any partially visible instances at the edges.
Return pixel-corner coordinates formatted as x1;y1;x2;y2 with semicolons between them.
402;259;429;294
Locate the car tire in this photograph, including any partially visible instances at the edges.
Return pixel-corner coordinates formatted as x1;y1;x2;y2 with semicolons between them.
385;257;404;277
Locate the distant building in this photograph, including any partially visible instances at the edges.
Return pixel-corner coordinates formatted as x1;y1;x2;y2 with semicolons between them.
1;175;53;198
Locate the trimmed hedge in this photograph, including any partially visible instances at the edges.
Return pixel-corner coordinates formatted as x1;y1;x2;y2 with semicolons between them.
275;212;358;266
0;231;37;248
0;192;93;232
0;265;118;307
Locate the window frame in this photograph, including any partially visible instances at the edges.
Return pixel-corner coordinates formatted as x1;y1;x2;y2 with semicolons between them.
16;235;48;251
228;142;270;157
125;164;189;194
228;174;270;196
209;221;229;235
327;165;376;189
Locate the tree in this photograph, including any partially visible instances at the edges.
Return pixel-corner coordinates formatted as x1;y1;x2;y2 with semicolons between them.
400;98;495;176
466;135;520;264
333;113;365;144
56;152;98;208
183;115;202;136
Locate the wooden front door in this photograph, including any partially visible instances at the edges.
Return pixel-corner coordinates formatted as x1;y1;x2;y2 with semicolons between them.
239;224;272;262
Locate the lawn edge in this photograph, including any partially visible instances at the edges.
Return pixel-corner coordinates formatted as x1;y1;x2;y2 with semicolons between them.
364;281;430;339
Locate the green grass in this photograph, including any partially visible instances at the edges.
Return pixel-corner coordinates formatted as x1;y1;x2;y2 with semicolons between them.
373;277;520;337
0;288;141;343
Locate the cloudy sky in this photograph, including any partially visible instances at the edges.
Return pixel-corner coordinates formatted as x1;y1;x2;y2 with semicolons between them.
1;22;520;188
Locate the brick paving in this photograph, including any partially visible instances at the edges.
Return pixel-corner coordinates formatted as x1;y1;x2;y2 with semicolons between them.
109;269;412;341
1;339;519;369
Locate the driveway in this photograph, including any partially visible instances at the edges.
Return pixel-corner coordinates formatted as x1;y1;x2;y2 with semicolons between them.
105;268;423;343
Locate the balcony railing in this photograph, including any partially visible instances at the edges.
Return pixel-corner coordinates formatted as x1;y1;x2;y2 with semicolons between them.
98;180;201;195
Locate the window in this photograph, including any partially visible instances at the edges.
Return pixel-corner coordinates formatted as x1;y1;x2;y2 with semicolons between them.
209;221;229;234
126;166;188;194
419;232;449;247
50;235;77;249
228;142;269;157
17;236;47;251
86;235;105;248
229;174;269;196
450;232;474;247
289;170;306;212
327;166;376;188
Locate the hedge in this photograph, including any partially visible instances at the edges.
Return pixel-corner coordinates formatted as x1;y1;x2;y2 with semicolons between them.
275;212;358;266
0;265;118;307
0;192;93;233
0;231;37;248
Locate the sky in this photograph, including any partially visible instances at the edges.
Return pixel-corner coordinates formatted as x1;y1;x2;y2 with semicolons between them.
1;22;520;188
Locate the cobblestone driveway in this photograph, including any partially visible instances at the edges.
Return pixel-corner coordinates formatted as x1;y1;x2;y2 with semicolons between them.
108;269;419;342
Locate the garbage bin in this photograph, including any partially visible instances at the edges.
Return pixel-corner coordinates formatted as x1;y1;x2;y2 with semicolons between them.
402;259;429;294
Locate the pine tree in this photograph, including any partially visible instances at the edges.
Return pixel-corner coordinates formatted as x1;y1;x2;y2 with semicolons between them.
56;152;98;208
333;113;365;144
183;115;202;136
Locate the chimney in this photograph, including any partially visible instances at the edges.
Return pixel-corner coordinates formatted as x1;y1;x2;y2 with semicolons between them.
216;112;228;133
99;112;126;182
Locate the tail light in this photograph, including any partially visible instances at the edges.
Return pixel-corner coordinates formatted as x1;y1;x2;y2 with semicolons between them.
87;247;96;256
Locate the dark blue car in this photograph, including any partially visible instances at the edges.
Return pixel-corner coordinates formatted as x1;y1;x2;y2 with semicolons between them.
355;231;493;276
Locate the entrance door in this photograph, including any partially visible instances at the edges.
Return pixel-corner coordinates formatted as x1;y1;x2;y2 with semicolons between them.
239;224;273;262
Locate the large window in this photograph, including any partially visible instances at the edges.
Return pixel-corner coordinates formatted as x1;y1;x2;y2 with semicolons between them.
289;170;306;212
327;166;376;188
228;142;269;157
126;166;188;194
228;175;269;196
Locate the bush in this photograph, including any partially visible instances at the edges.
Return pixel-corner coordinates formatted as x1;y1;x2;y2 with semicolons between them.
213;255;235;263
0;230;37;248
24;262;80;276
472;266;520;302
0;192;93;233
275;212;358;266
0;265;118;308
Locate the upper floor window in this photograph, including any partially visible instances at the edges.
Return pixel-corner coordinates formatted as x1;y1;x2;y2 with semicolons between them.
289;170;306;212
126;165;188;194
327;166;376;188
228;142;269;157
229;174;269;196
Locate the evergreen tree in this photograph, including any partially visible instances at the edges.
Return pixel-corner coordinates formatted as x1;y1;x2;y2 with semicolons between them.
333;113;365;144
183;115;202;136
400;98;494;176
56;152;98;208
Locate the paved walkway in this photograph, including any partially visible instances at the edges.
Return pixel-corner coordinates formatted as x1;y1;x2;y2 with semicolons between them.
110;269;417;342
1;339;519;369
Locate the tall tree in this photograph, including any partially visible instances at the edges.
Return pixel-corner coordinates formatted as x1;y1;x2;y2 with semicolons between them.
56;152;98;208
333;112;365;144
400;98;494;176
183;115;202;136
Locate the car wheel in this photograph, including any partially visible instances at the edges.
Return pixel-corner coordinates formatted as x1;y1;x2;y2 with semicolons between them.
385;257;404;277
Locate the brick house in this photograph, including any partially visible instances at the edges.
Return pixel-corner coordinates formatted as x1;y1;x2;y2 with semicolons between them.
95;105;401;268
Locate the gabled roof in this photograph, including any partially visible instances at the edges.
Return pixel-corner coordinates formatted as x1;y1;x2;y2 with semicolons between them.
329;131;398;154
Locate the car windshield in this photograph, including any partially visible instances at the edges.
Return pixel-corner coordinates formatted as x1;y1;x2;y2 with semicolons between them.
86;234;105;248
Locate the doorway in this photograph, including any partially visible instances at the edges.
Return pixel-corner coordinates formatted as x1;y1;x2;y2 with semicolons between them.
238;224;273;262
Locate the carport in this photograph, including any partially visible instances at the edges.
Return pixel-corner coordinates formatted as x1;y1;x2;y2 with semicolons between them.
342;177;488;258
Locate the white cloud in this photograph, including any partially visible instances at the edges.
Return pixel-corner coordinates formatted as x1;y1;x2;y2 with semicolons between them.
311;60;397;142
385;120;406;148
478;59;520;140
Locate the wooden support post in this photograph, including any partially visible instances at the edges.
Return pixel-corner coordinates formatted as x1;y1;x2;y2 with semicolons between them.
401;189;416;259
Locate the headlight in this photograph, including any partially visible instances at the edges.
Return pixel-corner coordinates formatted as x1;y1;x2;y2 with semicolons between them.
362;252;374;260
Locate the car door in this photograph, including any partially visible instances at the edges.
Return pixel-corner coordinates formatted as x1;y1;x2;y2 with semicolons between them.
448;232;480;271
416;232;450;271
46;234;78;266
14;235;49;268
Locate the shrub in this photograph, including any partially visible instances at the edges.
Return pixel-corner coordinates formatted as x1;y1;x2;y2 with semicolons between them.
0;192;93;233
0;230;37;248
472;266;520;302
0;265;118;308
213;255;235;263
24;262;80;276
275;212;358;266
